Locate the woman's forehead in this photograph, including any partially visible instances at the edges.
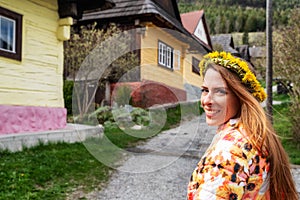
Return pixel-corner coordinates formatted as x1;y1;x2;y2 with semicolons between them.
202;68;226;87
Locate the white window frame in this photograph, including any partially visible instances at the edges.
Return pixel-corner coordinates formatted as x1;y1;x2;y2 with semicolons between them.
166;46;172;68
0;6;22;61
158;41;181;70
158;42;166;66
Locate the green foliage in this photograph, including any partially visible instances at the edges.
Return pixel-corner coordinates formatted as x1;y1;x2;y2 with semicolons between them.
273;102;300;164
89;106;113;124
87;106;150;128
113;85;132;107
63;80;74;115
178;0;297;34
130;107;150;126
242;31;249;45
273;8;300;143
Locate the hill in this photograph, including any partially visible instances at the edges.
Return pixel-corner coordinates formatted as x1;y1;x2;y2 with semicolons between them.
178;0;299;34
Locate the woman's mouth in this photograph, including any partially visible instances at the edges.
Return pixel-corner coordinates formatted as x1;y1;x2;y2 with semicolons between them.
205;109;220;118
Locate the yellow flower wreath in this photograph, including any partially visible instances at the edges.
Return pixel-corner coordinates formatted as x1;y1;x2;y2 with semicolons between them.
199;51;267;102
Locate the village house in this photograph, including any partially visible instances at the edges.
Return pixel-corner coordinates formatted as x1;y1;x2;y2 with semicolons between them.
0;0;113;134
77;0;212;108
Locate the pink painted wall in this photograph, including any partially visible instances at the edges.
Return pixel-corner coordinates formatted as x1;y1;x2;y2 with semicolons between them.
0;105;66;134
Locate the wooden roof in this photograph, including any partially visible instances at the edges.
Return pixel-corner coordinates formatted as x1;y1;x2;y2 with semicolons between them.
79;0;210;54
58;0;115;19
81;0;184;32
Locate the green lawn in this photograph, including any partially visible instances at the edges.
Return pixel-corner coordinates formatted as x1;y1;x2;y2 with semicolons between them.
0;142;111;200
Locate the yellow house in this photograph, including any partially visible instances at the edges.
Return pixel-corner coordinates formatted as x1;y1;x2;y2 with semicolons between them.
79;0;212;108
0;0;114;134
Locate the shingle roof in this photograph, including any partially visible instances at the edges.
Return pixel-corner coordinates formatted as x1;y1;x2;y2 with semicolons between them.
211;34;239;55
249;46;266;58
80;0;210;54
81;0;184;33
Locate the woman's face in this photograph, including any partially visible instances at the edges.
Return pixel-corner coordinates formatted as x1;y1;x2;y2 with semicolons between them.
201;68;240;127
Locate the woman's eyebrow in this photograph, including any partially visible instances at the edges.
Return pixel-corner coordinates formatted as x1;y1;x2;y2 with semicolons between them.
213;87;227;90
201;86;227;90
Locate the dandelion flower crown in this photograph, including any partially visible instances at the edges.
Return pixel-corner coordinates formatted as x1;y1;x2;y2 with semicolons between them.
199;51;267;102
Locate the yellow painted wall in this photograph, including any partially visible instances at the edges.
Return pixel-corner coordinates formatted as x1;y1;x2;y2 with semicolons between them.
140;24;205;91
140;25;188;90
0;0;64;107
183;53;203;88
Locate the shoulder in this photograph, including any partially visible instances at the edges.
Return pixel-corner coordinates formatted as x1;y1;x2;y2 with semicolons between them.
216;126;258;161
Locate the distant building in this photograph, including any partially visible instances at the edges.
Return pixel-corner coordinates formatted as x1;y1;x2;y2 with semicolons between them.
211;34;239;56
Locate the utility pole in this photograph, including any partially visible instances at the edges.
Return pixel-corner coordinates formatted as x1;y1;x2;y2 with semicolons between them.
266;0;273;122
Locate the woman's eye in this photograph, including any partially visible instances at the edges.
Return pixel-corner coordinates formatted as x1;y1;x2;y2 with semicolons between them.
216;89;227;95
201;88;209;93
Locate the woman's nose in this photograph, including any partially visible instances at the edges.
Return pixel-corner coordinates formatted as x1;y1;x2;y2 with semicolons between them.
202;92;213;105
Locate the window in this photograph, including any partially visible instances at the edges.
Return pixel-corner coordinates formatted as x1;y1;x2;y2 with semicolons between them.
158;41;180;70
0;7;22;61
192;57;200;75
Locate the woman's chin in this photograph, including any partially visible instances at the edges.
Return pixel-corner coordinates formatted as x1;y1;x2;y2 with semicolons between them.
205;118;218;126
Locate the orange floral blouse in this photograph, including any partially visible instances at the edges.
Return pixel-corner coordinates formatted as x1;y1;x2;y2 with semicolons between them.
187;119;270;200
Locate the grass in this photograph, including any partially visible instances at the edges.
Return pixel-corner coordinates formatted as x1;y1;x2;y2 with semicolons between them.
273;102;300;164
0;102;203;200
0;142;111;200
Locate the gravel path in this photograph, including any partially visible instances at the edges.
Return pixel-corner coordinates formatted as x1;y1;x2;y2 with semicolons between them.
85;115;300;200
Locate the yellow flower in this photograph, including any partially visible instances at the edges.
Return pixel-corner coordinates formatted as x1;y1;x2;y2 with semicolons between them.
200;51;267;102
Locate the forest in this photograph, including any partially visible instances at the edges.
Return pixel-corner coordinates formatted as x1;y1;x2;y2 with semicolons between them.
178;0;299;34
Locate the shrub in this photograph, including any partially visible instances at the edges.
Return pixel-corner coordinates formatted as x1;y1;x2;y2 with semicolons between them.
63;80;74;115
89;106;113;124
113;85;132;107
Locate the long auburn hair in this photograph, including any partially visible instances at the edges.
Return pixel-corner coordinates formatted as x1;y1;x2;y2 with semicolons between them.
204;63;298;200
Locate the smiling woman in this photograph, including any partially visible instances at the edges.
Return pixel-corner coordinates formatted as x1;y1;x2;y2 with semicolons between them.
187;51;298;200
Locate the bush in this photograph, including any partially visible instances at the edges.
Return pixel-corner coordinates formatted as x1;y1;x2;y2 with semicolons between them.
130;107;150;126
88;106;150;127
113;85;132;107
89;106;113;124
63;80;74;115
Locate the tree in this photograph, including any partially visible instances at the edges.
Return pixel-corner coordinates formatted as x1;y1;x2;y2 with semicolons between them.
273;8;300;144
64;23;138;121
242;31;249;44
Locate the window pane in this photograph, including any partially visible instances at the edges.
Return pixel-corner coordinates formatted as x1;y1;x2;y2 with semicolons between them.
0;16;15;52
166;47;172;68
159;42;166;66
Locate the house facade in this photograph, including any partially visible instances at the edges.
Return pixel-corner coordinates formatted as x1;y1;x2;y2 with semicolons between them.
0;0;113;134
79;0;212;108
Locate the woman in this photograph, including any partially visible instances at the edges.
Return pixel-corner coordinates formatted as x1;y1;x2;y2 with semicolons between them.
187;51;298;199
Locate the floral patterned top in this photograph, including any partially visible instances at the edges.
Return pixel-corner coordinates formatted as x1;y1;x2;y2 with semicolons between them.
187;119;270;200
